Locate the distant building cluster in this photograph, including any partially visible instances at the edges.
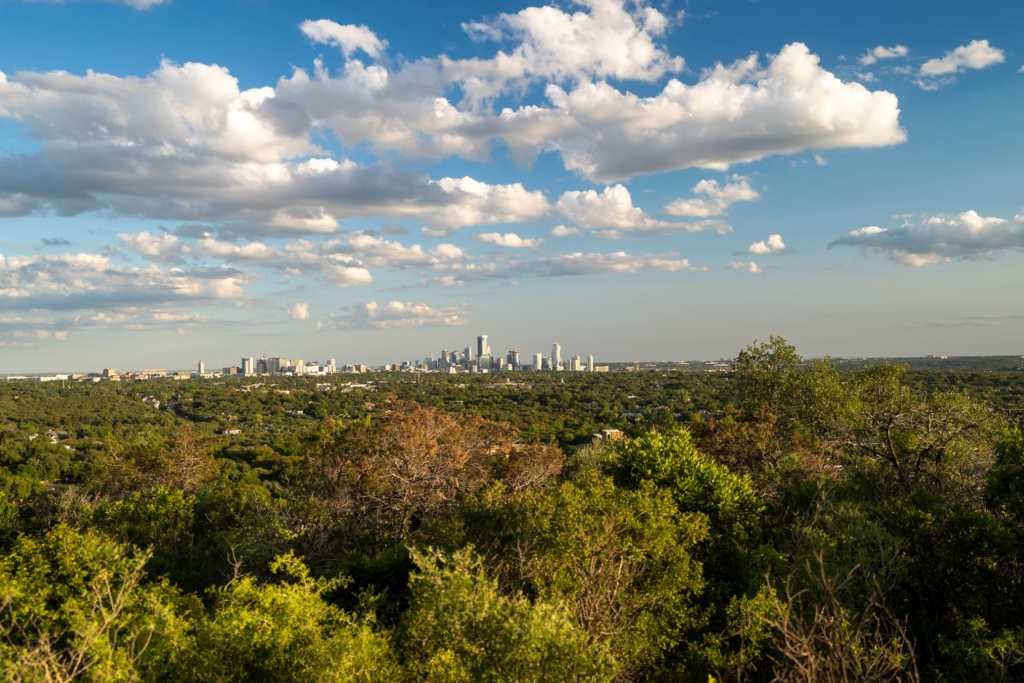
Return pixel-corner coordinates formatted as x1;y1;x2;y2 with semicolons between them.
2;336;617;381
387;335;609;374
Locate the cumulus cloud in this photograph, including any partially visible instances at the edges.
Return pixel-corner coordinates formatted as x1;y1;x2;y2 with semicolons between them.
443;0;683;104
20;0;167;8
550;225;580;237
556;184;730;237
471;232;543;248
0;61;552;237
916;40;1005;88
491;43;905;182
429;177;550;229
920;40;1005;76
730;261;762;274
300;20;388;59
0;5;907;235
118;231;192;265
747;234;790;255
829;211;1024;266
663;176;760;217
529;251;706;276
0;251;256;310
333;301;467;329
859;45;909;66
288;302;310;320
188;232;478;287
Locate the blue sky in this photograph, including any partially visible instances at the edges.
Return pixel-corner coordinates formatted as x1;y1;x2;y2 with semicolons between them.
0;0;1021;372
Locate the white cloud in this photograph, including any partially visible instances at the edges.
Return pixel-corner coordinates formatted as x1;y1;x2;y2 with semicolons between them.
859;45;909;66
663;175;760;217
730;261;761;274
117;232;192;265
920;40;1005;76
814;154;827;166
430;177;550;229
288;302;310;320
829;211;1024;266
461;21;505;43
492;43;905;182
530;251;706;276
300;20;388;59
20;0;167;8
550;225;580;237
556;184;730;236
443;0;684;104
0;251;255;310
747;234;789;255
0;11;907;235
471;232;543;248
0;61;555;238
333;301;467;329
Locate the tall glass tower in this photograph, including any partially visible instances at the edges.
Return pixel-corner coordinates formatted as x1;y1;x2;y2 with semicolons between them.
551;343;561;369
477;335;490;358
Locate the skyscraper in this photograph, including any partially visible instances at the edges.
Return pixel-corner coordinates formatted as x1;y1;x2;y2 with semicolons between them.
477;335;490;358
587;354;594;372
551;343;561;370
198;359;205;374
533;352;543;371
242;357;254;375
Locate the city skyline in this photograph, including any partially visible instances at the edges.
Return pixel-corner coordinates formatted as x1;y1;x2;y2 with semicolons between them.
0;0;1022;372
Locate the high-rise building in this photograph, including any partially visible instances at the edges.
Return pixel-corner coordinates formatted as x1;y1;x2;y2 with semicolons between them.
102;368;116;378
508;349;520;370
533;352;543;371
587;354;595;372
477;335;490;358
464;347;472;365
256;358;268;374
242;357;254;374
291;359;304;375
198;359;205;374
551;343;561;370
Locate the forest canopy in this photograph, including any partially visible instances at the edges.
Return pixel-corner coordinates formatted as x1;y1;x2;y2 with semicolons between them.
0;337;1022;682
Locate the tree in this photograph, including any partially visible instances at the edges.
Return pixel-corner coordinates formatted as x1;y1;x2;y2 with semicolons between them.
170;424;216;494
0;525;189;682
402;546;613;682
838;364;998;490
303;405;562;543
433;477;709;679
733;337;802;417
763;553;920;683
181;552;398;682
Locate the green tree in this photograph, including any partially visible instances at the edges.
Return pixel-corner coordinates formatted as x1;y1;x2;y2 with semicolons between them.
433;477;709;678
402;545;613;683
0;525;191;682
182;551;398;682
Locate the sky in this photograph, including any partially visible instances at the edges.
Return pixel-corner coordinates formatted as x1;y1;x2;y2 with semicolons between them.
0;0;1022;372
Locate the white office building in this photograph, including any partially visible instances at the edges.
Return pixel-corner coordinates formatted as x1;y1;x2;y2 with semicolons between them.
533;352;543;371
551;343;561;370
241;357;254;374
587;354;595;372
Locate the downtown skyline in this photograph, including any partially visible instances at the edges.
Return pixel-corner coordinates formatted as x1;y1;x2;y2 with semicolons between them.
0;0;1022;372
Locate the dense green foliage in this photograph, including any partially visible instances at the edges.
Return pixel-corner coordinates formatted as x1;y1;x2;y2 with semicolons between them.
0;340;1022;681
